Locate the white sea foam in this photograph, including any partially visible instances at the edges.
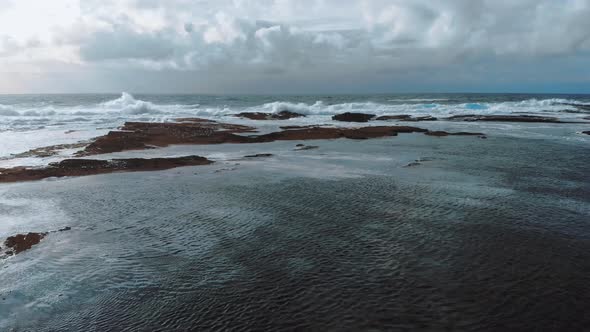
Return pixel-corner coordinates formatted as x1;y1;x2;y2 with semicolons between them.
102;92;164;115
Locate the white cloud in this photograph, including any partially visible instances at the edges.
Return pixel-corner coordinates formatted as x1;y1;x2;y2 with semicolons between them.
0;0;589;93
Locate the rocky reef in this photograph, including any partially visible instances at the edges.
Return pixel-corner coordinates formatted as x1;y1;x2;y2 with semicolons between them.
0;156;213;183
74;119;430;156
1;227;72;258
3;232;46;256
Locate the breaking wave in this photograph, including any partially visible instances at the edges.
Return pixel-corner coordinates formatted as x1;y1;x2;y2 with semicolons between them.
237;98;590;118
0;104;19;116
102;92;163;115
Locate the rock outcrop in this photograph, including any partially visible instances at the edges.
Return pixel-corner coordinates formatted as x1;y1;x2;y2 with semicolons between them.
78;120;257;156
332;112;376;122
3;232;46;256
0;156;213;183
74;119;429;156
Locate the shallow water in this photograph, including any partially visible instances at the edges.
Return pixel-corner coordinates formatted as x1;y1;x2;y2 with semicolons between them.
1;132;589;330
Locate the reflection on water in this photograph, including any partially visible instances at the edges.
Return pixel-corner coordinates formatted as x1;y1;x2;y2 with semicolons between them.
1;135;589;330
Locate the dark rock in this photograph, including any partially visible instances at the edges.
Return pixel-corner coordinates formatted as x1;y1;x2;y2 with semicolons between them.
404;162;422;167
332;112;376;122
295;144;305;147
582;131;590;135
274;111;306;120
58;226;72;232
425;131;484;137
479;136;488;139
236;111;305;120
244;154;274;158
4;232;47;254
376;115;412;121
280;124;332;130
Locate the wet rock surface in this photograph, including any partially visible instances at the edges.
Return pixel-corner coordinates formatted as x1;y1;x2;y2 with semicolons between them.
78;120;257;156
0;156;213;183
3;232;47;256
332;112;376;122
235;111;305;120
582;131;590;135
1;227;73;258
6;142;89;159
75;120;429;156
258;125;428;141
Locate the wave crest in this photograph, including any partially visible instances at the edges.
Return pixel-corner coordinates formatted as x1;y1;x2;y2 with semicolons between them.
102;92;163;115
0;104;19;116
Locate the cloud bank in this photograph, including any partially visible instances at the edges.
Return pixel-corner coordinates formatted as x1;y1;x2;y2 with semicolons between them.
1;0;589;93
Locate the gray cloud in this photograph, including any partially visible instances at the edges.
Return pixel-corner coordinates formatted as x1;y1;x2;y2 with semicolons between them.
2;0;590;93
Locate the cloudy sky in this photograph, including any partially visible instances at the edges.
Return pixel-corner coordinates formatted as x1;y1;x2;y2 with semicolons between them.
1;0;589;94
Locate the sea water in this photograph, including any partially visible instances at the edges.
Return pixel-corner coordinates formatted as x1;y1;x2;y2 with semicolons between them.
0;93;589;330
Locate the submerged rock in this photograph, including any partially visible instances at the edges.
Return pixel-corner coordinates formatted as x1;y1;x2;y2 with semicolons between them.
294;145;319;151
425;131;484;137
582;131;590;135
10;142;89;159
236;111;305;120
244;154;274;158
404;162;422;167
332;112;376;122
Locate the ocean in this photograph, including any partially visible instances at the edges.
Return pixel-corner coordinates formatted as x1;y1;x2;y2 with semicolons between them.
1;93;589;330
